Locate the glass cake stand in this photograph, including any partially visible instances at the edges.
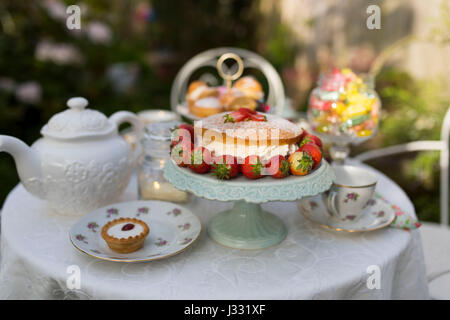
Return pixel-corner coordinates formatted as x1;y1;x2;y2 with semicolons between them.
164;159;334;249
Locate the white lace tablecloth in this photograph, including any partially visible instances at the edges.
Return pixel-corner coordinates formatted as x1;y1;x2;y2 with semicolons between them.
0;162;429;299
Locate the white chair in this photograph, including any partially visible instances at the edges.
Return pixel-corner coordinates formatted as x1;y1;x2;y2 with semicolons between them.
355;106;450;299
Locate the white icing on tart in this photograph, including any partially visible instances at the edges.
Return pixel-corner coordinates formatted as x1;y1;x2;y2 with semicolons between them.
107;222;144;239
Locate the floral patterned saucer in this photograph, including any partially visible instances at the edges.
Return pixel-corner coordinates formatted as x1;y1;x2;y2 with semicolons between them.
69;200;201;262
297;193;395;232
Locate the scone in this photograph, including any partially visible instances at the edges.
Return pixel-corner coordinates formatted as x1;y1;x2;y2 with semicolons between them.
101;218;149;253
228;96;257;111
189;96;223;118
218;87;244;109
233;76;264;101
187;80;207;95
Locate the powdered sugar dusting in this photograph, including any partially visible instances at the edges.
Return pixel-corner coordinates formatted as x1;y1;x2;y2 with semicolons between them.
195;112;302;140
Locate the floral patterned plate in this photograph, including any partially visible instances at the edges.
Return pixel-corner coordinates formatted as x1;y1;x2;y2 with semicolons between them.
69;200;201;262
297;193;395;232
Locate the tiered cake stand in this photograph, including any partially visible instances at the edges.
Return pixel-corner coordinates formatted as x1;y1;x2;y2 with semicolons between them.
164;159;334;249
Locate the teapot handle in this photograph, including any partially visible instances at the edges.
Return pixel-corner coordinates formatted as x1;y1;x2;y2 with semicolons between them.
109;111;143;159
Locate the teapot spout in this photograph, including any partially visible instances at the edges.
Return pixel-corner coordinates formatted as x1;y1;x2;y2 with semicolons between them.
0;135;42;189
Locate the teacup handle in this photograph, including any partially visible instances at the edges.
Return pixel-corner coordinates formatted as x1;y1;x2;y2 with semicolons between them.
327;191;340;217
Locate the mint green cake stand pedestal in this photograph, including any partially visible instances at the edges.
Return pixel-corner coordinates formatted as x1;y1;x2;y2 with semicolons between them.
164;159;334;249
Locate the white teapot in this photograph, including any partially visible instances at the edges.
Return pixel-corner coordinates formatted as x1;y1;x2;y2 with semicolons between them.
0;97;143;216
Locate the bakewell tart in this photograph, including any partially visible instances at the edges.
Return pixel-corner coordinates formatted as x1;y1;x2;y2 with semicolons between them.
101;218;150;253
194;109;302;163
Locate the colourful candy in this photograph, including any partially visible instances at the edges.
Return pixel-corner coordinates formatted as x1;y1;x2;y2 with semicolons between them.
307;68;380;140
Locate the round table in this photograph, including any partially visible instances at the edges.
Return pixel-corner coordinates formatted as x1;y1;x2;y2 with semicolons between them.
0;161;429;299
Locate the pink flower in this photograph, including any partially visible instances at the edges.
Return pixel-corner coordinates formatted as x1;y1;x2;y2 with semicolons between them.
138;207;149;214
35;40;83;65
15;82;42;105
86;21;112;44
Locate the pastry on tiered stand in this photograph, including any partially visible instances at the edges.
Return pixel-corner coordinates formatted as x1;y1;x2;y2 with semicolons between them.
185;77;265;118
187;81;221;117
218;87;244;109
173;49;286;121
233;76;264;101
189;96;223;118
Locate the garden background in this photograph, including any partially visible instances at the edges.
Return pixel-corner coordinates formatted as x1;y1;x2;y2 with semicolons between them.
0;0;449;222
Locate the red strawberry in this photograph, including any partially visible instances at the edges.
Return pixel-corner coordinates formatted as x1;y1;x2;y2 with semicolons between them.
248;112;267;122
224;110;248;123
265;155;290;178
297;143;322;168
171;124;194;143
170;141;193;167
288;151;314;176
299;134;323;150
211;155;240;180
237;107;256;114
299;129;309;141
241;155;263;179
188;147;212;174
170;139;179;152
223;108;267;123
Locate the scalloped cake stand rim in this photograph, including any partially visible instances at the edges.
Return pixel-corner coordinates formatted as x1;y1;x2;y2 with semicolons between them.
163;159;334;249
163;159;334;204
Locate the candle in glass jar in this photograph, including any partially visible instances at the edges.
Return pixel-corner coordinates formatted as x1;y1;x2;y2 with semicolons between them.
138;121;192;204
139;179;190;203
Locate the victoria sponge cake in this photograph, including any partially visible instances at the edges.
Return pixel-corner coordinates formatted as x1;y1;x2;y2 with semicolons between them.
194;108;302;162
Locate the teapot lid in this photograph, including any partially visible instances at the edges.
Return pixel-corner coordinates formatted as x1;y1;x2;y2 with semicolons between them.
41;97;115;139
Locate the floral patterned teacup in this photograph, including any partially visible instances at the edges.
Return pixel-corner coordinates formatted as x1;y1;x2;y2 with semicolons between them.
323;165;377;223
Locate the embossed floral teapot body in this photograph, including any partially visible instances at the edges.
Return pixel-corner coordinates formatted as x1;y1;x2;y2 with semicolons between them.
0;97;143;216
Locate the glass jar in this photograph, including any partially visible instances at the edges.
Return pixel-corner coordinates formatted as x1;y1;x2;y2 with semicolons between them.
307;68;381;144
138;121;192;203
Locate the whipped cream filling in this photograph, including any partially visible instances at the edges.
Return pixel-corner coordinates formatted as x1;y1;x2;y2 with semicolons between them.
195;97;221;109
199;138;298;162
107;222;144;239
187;86;207;100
